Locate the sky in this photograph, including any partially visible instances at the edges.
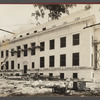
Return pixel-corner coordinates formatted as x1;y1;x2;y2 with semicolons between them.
0;4;100;41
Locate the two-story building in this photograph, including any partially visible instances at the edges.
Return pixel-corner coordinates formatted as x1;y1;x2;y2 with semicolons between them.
0;9;100;83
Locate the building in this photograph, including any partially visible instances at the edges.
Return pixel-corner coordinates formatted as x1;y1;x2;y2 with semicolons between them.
0;9;100;83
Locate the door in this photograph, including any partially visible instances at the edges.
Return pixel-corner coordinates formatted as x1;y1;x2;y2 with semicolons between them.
73;73;78;78
73;73;78;90
73;82;78;90
60;73;64;80
24;65;27;74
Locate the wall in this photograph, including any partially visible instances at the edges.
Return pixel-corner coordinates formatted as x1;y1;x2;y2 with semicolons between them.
0;11;95;81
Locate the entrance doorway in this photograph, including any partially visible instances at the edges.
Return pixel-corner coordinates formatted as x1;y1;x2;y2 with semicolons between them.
24;65;27;74
73;73;78;90
73;82;78;90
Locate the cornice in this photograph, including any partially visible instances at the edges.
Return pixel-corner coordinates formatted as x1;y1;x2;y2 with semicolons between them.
0;15;95;46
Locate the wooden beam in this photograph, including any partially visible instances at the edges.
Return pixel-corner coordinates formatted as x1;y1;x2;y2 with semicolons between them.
0;29;15;35
83;23;100;29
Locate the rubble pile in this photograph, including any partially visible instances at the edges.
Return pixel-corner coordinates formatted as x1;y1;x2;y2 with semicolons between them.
0;78;100;97
0;79;52;97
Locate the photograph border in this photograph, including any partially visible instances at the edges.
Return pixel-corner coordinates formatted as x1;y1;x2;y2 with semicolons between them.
0;0;100;100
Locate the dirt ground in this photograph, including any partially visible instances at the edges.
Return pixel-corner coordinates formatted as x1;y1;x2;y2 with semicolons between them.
0;78;100;97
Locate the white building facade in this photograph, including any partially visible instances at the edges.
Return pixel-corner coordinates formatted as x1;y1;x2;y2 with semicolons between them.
0;9;100;82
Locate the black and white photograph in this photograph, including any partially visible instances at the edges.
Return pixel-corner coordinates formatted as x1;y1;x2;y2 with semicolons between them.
0;4;100;97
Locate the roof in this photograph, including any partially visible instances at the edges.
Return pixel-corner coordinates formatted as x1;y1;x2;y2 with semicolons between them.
16;9;94;36
0;9;96;45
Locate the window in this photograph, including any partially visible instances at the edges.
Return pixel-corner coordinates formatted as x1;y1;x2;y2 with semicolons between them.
1;51;4;58
42;27;46;31
11;49;14;56
40;57;45;68
15;73;20;76
73;53;79;66
60;54;66;66
92;36;93;47
6;61;9;70
49;56;54;67
20;35;22;37
40;73;43;75
18;64;20;69
40;42;45;51
11;61;14;69
31;43;35;55
49;73;53;77
6;50;9;57
26;33;29;35
60;73;64;79
1;66;3;70
50;39;55;50
32;62;35;68
34;30;37;33
73;73;78;78
60;37;66;48
73;34;79;45
24;44;28;56
92;54;93;66
17;46;21;58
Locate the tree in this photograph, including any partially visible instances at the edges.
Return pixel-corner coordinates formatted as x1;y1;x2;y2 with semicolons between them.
32;4;76;21
32;4;92;23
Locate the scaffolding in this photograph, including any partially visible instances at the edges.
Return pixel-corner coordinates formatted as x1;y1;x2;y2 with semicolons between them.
94;41;100;69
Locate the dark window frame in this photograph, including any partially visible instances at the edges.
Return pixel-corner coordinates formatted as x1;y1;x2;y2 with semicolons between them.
49;73;53;77
6;61;9;70
32;62;35;68
73;34;79;46
6;50;9;57
60;73;64;79
42;27;46;31
11;49;14;56
40;73;43;75
60;54;66;66
26;33;29;35
24;44;28;56
40;57;45;68
34;30;37;33
1;51;4;58
50;39;55;50
18;63;20;69
73;73;78;78
73;53;79;66
11;60;14;69
31;42;36;55
92;54;93;66
40;42;45;51
49;56;55;67
60;37;66;48
17;46;21;58
20;35;23;37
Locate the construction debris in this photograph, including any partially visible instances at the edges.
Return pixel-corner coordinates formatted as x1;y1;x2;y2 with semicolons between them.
0;77;100;97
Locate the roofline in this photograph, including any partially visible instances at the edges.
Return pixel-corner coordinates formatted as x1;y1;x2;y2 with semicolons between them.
0;15;96;46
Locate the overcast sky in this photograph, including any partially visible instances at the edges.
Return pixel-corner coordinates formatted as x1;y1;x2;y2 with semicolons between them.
0;4;100;41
